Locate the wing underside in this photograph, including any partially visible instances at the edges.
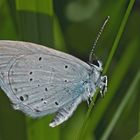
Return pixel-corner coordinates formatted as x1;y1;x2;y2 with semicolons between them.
0;41;90;117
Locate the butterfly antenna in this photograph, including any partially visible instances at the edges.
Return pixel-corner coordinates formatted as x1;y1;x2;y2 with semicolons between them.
89;16;110;63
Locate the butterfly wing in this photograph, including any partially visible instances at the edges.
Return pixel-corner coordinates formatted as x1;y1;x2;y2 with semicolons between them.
0;41;91;117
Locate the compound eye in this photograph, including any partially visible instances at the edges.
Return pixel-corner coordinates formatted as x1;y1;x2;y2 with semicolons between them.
92;60;100;67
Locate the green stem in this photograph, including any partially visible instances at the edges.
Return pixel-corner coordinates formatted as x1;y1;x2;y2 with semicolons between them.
103;0;135;74
77;0;136;139
100;70;140;140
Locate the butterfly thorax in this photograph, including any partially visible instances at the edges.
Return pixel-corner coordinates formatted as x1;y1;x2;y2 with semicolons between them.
81;60;105;102
88;60;107;98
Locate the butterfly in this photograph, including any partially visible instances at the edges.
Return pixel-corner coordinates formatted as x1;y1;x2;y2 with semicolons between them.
0;17;109;127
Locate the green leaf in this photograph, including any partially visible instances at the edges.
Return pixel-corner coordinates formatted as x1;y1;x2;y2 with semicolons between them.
131;132;140;140
16;0;53;16
26;117;60;140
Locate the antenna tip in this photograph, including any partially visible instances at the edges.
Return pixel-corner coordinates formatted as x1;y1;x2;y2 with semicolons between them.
104;16;110;25
107;16;110;20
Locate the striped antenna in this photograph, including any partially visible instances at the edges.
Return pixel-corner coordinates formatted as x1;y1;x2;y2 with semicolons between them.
89;16;110;63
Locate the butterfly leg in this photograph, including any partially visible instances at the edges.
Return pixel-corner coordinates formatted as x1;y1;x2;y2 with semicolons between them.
49;97;82;127
86;87;93;106
99;75;107;97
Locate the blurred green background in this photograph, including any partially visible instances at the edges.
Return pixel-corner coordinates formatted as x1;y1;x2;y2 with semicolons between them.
0;0;140;140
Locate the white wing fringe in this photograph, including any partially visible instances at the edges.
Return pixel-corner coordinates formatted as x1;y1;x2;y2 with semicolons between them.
49;97;82;127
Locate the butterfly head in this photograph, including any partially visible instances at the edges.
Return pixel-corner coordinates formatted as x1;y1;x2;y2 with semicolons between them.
88;59;107;98
88;16;109;74
90;59;103;72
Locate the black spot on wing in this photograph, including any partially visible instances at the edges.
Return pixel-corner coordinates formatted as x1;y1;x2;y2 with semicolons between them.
39;57;42;61
20;96;24;101
55;101;59;106
64;79;68;82
44;101;47;104
19;94;28;102
34;108;41;112
29;71;33;75
65;65;68;69
45;87;48;91
30;78;33;81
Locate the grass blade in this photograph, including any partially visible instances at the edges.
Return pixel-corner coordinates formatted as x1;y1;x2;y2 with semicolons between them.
16;0;53;15
139;89;140;131
77;0;136;139
103;0;135;74
80;38;139;140
131;132;140;140
100;70;140;140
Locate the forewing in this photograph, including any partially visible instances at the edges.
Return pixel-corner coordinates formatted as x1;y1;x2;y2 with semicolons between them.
0;41;90;117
